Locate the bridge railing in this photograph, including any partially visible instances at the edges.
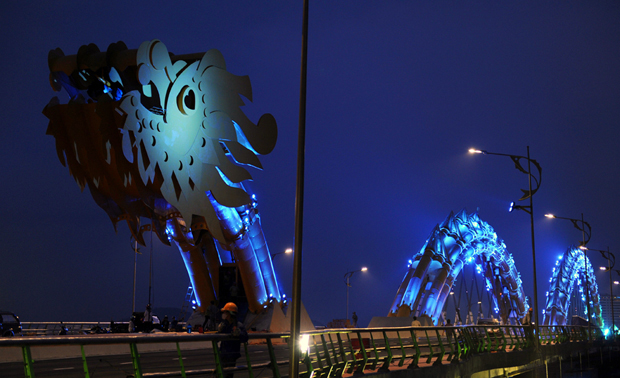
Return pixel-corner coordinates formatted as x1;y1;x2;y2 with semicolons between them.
20;321;188;336
0;324;597;378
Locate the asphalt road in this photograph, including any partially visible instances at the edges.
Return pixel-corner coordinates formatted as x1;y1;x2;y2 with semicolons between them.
0;343;292;378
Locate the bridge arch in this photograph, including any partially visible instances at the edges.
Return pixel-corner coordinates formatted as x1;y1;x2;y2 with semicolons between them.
389;209;527;324
543;246;603;327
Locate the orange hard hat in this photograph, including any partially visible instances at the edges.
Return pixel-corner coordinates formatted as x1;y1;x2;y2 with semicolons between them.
221;302;238;314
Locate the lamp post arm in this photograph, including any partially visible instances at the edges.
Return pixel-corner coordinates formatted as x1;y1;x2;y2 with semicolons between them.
344;272;353;286
550;215;591;246
478;150;542;200
593;249;615;270
567;220;591;245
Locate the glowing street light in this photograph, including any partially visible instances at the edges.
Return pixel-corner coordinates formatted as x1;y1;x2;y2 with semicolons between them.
469;146;542;345
546;213;592;341
271;248;293;259
344;267;368;324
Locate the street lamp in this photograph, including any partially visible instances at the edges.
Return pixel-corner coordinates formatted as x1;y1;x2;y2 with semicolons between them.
344;267;368;324
271;248;293;259
583;246;615;336
469;146;542;342
545;213;592;340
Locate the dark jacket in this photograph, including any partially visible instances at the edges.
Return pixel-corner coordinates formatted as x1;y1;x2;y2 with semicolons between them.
217;320;248;360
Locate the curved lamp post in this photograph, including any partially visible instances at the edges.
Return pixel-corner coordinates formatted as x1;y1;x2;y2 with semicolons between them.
545;213;592;340
584;246;616;335
344;267;367;324
469;147;542;343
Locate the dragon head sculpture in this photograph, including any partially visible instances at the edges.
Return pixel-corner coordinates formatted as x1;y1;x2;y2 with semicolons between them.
45;39;277;245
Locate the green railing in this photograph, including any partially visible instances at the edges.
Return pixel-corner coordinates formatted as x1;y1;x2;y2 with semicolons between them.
0;324;597;378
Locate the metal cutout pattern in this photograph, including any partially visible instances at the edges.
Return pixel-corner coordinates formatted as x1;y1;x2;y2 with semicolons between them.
44;40;282;313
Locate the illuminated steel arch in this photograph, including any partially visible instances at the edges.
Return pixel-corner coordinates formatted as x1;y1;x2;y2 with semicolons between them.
389;209;527;324
543;246;603;327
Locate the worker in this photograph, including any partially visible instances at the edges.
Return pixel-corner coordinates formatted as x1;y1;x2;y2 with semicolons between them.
217;302;248;377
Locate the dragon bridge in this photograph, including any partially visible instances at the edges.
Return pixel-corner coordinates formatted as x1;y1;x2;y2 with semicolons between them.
543;246;603;327
389;209;528;325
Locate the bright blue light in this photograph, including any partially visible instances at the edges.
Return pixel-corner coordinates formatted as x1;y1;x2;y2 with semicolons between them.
391;210;528;325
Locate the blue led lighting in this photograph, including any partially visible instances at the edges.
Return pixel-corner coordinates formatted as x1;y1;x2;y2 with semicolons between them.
390;209;528;324
543;245;604;327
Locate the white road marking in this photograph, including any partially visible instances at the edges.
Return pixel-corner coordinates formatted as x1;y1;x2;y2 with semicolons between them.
120;361;134;365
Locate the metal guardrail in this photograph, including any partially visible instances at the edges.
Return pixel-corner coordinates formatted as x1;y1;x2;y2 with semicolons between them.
20;322;115;336
0;324;601;378
20;321;188;336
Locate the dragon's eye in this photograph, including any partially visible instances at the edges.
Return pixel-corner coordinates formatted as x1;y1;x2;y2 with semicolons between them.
177;86;195;115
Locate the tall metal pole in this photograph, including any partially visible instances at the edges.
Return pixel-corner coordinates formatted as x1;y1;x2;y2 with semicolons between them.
289;0;309;376
133;239;138;313
527;146;540;346
608;247;615;335
346;274;350;322
581;213;591;342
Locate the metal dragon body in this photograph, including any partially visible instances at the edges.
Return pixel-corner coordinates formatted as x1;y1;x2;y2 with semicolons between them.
44;40;283;314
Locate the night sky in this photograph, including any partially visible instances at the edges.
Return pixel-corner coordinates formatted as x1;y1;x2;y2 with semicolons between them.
1;1;619;329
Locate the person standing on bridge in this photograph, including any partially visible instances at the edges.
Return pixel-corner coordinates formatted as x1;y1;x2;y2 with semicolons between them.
445;318;455;345
352;312;358;327
208;300;219;331
411;316;422;341
521;307;534;347
217;302;248;378
143;304;153;333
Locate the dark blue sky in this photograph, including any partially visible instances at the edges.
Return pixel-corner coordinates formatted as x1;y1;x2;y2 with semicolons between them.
1;1;619;328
